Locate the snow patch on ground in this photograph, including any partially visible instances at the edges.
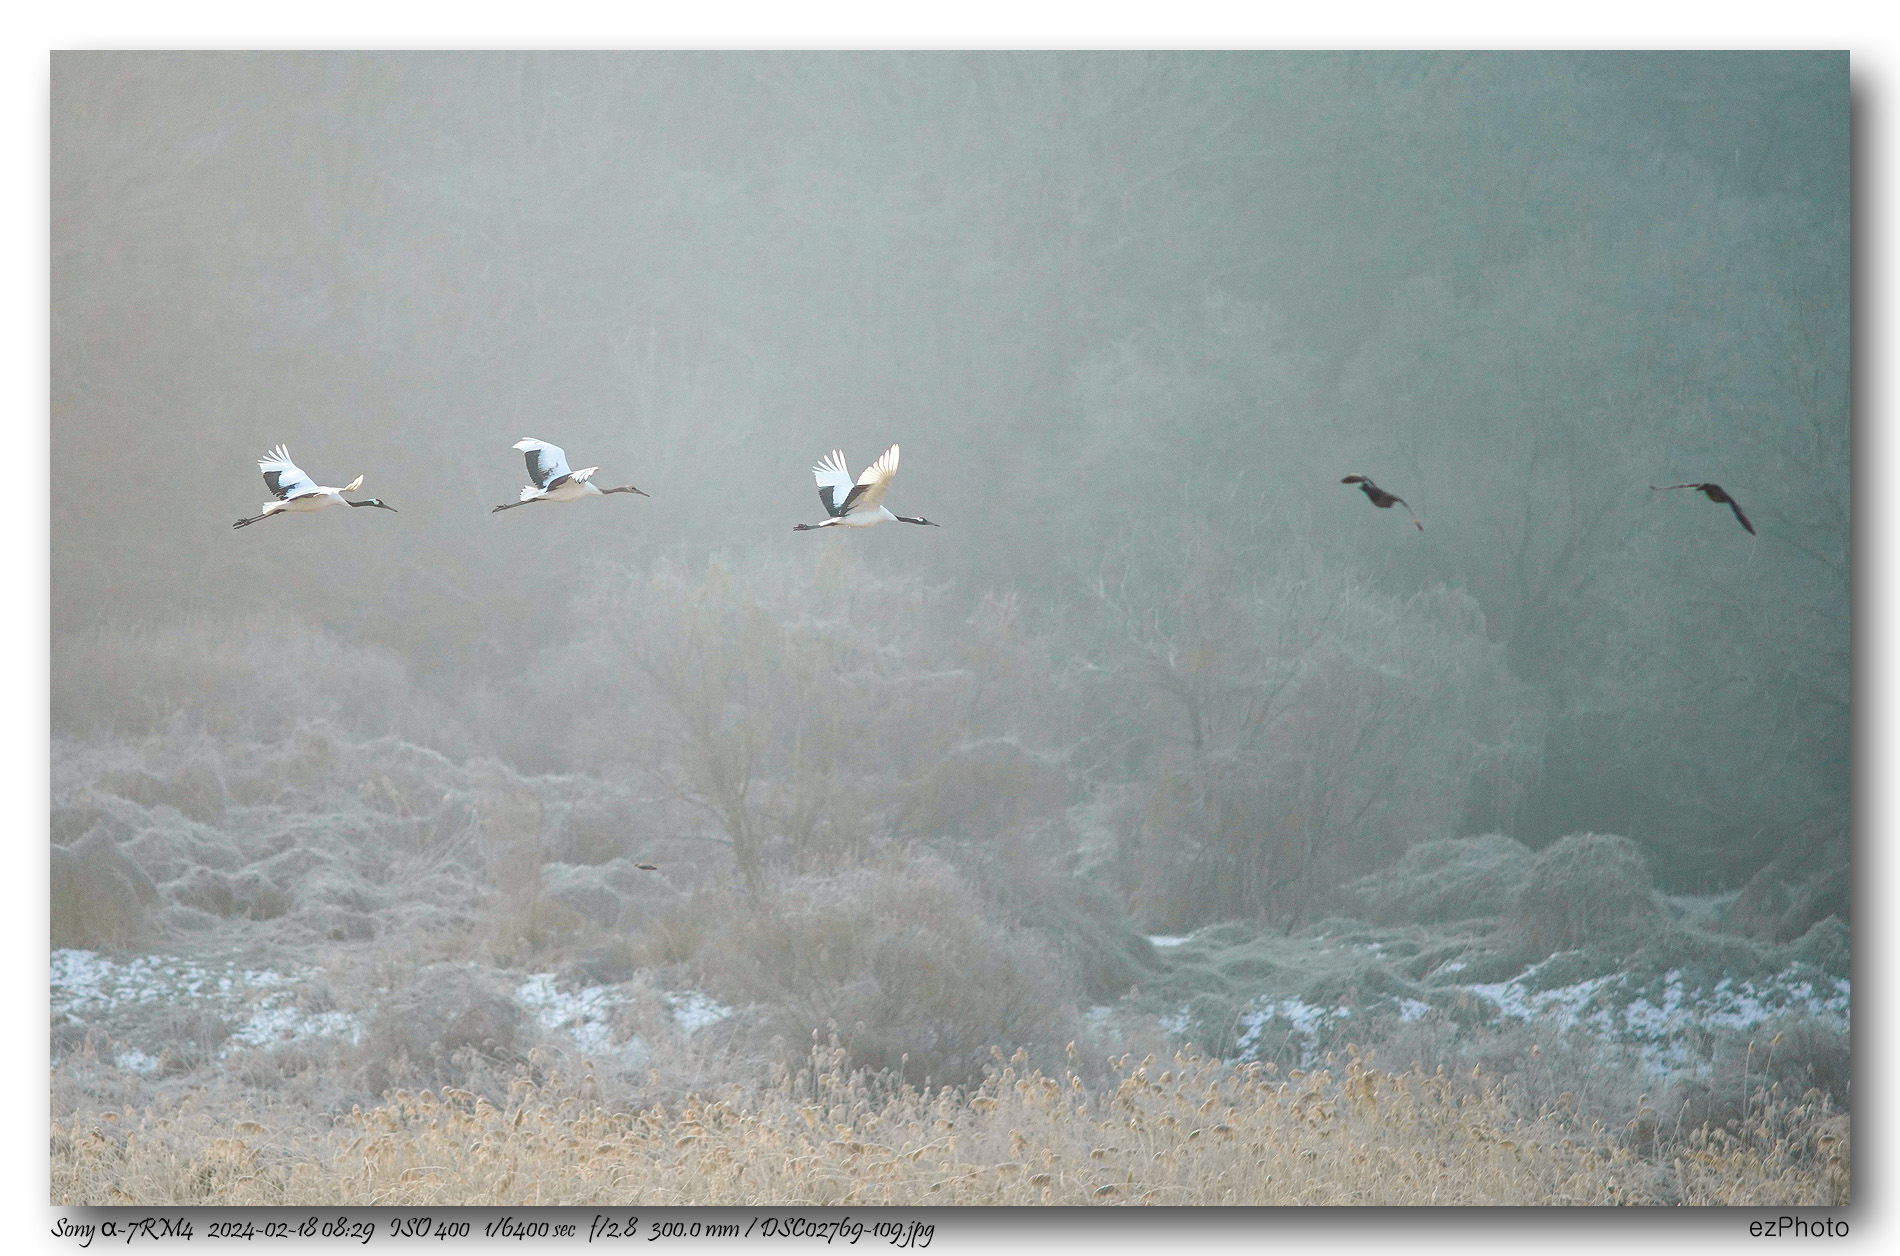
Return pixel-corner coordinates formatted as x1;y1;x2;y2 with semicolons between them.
1234;999;1354;1063
1467;969;1613;1031
1468;961;1850;1068
52;948;736;1074
1195;953;1851;1078
513;973;648;1067
53;948;363;1058
114;1048;160;1075
665;990;733;1034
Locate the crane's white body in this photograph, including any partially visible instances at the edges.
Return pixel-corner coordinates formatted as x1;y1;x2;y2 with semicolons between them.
830;505;899;528
497;438;645;511
515;466;603;505
795;445;935;531
267;485;361;516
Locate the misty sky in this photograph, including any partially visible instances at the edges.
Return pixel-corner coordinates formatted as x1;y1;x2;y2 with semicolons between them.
49;51;1849;880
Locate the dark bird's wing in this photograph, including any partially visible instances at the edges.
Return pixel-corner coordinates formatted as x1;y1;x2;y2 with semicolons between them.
1724;495;1756;535
1381;489;1424;529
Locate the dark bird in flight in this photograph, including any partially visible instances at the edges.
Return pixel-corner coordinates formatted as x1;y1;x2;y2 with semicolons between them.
1341;475;1423;530
635;862;659;872
1650;482;1755;535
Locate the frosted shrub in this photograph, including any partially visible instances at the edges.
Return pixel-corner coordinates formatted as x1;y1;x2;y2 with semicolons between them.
1083;523;1543;926
698;857;1077;1086
1507;832;1665;956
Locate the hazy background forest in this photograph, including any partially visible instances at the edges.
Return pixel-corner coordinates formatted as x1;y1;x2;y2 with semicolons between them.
50;53;1850;1205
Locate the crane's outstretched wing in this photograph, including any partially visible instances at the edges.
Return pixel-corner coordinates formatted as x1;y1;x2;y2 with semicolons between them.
1724;495;1756;535
813;449;855;517
259;445;319;500
514;438;574;491
839;444;900;515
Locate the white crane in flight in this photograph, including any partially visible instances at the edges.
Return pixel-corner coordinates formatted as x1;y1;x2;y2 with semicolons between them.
493;438;648;513
232;445;397;529
793;445;937;531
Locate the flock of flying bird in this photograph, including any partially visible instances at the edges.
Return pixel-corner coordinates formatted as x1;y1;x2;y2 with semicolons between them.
231;439;1757;538
232;439;936;532
1339;473;1755;534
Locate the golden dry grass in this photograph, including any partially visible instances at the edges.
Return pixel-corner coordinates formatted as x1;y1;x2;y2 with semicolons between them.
51;1046;1846;1207
1657;1096;1850;1207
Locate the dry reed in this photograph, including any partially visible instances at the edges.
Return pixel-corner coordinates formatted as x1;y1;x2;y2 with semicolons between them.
52;1043;1845;1207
